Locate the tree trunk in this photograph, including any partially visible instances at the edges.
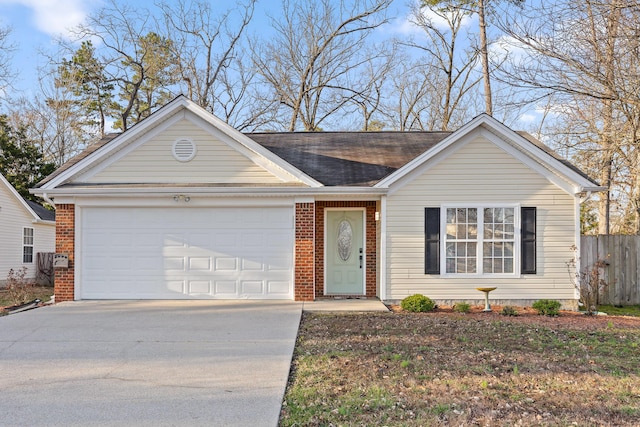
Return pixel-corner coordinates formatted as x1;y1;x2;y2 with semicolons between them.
478;0;492;116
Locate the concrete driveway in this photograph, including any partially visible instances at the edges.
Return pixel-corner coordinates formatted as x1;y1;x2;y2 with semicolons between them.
0;300;302;427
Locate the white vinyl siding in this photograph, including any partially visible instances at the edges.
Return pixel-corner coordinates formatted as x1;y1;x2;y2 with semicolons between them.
88;119;286;184
385;136;577;302
0;181;55;282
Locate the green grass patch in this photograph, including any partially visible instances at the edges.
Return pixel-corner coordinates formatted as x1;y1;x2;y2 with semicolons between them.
598;305;640;317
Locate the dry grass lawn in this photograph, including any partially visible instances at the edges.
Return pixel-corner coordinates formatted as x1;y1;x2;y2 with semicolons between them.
280;309;640;426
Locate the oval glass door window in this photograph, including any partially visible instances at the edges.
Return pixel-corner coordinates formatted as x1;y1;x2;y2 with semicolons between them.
337;219;353;261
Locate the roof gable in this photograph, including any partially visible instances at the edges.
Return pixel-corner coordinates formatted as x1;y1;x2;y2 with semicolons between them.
1;173;54;222
38;96;321;189
375;114;604;195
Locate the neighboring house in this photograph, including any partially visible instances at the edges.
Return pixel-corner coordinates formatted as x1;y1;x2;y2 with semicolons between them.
32;96;604;308
0;173;55;285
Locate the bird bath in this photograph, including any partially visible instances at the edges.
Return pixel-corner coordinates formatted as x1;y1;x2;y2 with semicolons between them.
476;287;497;312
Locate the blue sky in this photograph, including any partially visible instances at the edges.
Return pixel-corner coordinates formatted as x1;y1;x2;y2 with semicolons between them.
0;0;540;128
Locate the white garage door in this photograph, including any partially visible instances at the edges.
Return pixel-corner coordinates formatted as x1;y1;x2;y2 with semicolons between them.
80;207;294;299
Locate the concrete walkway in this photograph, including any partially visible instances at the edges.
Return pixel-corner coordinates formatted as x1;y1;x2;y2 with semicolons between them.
0;300;302;427
302;298;389;312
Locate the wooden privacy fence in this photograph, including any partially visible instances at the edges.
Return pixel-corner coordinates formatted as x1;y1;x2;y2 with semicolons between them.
581;235;640;306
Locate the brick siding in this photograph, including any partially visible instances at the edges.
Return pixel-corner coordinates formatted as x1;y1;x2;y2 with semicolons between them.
294;202;315;301
54;204;75;302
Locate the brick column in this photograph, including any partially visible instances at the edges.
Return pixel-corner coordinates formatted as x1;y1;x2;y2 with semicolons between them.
294;202;315;301
54;204;75;302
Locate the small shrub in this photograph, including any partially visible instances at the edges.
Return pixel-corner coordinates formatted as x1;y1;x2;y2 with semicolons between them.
5;267;35;306
532;299;562;316
401;294;436;312
501;306;519;317
453;302;471;313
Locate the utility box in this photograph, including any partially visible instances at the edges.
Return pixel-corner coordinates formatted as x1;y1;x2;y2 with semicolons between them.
53;253;69;268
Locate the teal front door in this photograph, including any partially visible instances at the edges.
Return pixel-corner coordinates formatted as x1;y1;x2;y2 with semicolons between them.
326;210;365;295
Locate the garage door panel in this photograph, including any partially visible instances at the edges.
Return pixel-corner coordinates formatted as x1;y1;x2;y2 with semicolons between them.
81;207;294;299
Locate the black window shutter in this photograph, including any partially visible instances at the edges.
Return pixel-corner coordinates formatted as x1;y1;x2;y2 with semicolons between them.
425;208;440;274
521;207;536;274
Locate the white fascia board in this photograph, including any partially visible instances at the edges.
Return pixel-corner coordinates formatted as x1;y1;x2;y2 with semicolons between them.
1;173;41;221
376;114;603;196
33;186;387;198
481;120;605;193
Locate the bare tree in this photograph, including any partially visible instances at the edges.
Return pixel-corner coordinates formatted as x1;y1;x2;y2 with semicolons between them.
0;24;16;104
406;2;483;130
496;0;640;233
158;0;264;129
251;0;392;131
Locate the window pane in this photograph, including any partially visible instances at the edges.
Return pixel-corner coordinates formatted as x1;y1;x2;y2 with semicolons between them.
457;225;466;239
23;228;34;245
504;242;514;257
446;258;455;273
504;208;514;223
467;242;477;257
457;242;466;257
504;224;514;239
483;258;492;272
468;258;477;273
456;258;466;273
496;208;504;222
484;208;493;223
504;258;514;273
494;258;504;273
457;208;466;223
468;208;477;223
484;224;493;239
483;242;492;257
494;242;503;257
446;224;456;239
447;208;456;223
468;224;477;239
23;246;33;263
446;242;455;257
494;224;504;239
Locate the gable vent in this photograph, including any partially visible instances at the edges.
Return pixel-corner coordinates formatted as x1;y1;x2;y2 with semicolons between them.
172;139;197;162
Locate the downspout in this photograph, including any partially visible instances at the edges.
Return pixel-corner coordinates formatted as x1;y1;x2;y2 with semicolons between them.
42;193;55;208
379;195;387;301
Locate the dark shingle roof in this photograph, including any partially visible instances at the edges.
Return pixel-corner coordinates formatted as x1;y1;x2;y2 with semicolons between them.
247;131;452;186
26;200;55;221
36;127;599;189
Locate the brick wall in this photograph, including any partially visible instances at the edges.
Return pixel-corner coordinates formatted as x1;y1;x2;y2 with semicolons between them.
316;201;377;298
294;202;315;301
54;204;75;302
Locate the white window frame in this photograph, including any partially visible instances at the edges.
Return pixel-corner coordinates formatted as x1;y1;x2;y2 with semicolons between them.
440;204;520;277
23;227;34;264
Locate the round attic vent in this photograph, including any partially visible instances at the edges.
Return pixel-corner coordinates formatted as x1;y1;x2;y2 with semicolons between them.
172;138;197;162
